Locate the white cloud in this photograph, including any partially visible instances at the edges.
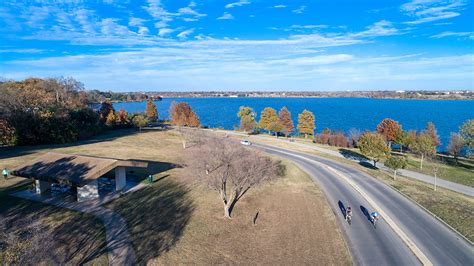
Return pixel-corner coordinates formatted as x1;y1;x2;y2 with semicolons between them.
138;26;150;35
158;28;174;36
6;50;472;91
401;0;465;24
431;31;474;39
225;0;251;9
292;5;306;14
0;49;45;54
217;12;234;20
177;28;194;39
351;20;400;38
177;2;207;21
272;5;286;8
290;25;328;29
129;17;147;27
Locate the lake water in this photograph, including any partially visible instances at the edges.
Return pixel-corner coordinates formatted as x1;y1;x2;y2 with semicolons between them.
114;98;473;150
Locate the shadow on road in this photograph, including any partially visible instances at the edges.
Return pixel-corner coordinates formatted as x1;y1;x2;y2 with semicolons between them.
360;205;371;222
338;200;346;218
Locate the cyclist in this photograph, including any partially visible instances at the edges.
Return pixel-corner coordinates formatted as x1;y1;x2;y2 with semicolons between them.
345;206;352;221
370;211;379;225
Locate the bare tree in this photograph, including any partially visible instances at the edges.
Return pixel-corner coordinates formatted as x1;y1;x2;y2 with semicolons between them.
428;157;445;191
348;128;362;147
175;126;208;149
185;137;282;218
447;132;465;164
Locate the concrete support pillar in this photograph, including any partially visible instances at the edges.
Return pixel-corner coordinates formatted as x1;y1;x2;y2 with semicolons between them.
115;167;126;191
77;180;99;202
35;180;51;195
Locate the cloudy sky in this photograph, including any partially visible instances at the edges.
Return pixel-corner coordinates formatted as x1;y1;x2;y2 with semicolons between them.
0;0;473;91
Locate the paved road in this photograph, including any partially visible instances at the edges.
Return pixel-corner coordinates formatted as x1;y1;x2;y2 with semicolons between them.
249;134;474;196
253;143;474;266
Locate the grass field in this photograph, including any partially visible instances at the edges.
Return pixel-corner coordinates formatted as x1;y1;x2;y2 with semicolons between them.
1;128;351;264
243;134;474;242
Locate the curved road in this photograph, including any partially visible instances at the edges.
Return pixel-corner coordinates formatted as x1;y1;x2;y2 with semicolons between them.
253;143;474;266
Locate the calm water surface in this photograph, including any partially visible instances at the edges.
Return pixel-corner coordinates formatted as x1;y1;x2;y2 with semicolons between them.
114;98;473;150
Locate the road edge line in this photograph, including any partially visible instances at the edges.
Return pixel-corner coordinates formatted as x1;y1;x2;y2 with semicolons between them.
383;179;474;246
262;146;433;266
320;164;433;266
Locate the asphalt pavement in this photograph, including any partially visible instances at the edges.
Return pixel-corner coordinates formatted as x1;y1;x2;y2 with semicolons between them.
253;143;474;266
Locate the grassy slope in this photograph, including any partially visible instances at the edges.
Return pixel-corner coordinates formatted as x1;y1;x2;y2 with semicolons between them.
2;129;351;265
107;161;350;265
245;134;474;242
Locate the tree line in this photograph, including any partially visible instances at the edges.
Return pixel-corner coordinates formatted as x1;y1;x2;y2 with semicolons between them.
0;78;164;146
237;106;315;138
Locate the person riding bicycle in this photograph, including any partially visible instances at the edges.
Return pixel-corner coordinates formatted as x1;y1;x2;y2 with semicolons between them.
370;211;378;223
345;206;352;221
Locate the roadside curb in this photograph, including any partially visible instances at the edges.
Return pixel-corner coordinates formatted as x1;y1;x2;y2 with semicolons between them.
320;163;433;266
383;177;474;246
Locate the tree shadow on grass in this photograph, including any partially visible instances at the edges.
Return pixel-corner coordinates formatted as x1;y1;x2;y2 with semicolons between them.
0;196;109;264
123;161;180;183
107;179;194;264
339;149;369;162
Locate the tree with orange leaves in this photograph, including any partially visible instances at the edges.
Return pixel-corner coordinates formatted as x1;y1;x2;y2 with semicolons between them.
169;102;200;127
376;118;401;148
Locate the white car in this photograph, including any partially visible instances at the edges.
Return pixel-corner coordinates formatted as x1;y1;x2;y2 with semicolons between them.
240;140;252;146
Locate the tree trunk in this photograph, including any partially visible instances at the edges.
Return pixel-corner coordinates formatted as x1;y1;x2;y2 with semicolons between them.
393;170;397;180
224;203;231;218
182;139;186;149
373;160;377;167
400;145;403;153
420;154;424;170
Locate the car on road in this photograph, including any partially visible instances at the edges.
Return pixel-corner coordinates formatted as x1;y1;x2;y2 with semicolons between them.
240;140;252;146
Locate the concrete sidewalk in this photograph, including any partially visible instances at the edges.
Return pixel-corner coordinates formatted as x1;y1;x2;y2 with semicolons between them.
11;184;147;265
215;130;474;197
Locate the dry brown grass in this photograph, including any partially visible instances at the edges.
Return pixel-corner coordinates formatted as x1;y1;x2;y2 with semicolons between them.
151;161;351;265
1;128;351;265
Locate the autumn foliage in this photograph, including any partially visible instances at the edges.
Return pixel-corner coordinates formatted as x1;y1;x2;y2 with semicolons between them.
145;99;158;121
258;107;278;132
376;118;401;143
169;102;200;127
297;109;315;138
278;107;294;137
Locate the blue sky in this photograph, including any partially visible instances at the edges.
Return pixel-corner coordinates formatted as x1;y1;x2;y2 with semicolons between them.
0;0;473;91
